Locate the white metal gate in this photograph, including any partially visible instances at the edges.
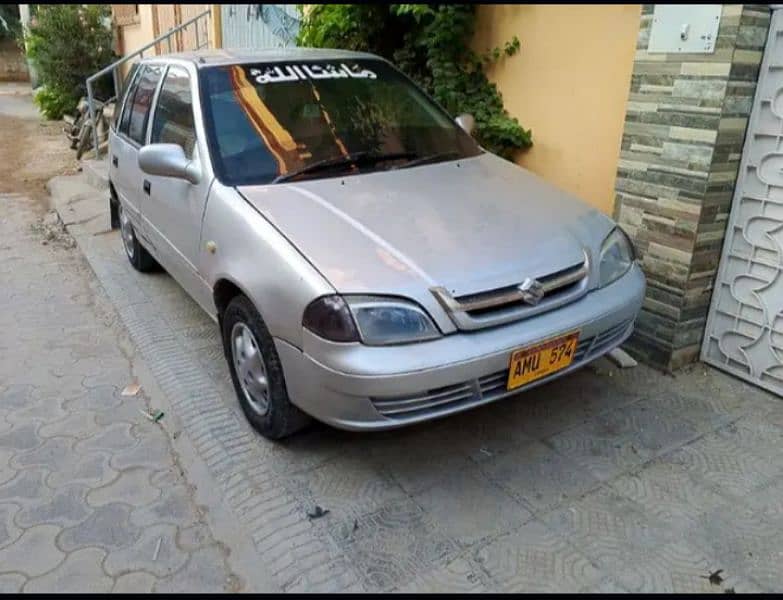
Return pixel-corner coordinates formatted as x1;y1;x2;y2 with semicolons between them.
702;8;783;395
221;4;300;49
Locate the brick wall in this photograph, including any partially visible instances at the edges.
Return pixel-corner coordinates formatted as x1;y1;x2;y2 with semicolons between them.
613;4;771;371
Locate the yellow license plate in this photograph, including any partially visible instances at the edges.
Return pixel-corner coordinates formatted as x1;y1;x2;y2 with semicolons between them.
507;331;580;391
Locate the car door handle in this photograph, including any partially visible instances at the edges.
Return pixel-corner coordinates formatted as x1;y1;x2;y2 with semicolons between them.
143;180;151;195
111;154;118;167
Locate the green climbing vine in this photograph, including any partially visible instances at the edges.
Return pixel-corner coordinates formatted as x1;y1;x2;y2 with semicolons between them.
297;4;532;159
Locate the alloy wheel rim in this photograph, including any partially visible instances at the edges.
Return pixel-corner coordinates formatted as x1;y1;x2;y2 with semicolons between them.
231;322;270;416
118;204;135;260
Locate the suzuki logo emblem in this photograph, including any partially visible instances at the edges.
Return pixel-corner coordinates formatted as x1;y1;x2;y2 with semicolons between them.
518;278;545;305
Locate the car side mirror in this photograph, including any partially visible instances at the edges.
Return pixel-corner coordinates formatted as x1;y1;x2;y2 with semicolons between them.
455;113;475;136
138;143;201;184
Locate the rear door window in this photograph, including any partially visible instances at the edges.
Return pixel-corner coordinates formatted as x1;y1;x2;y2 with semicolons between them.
127;64;163;145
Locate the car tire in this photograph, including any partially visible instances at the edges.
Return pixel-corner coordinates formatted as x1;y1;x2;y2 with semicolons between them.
118;202;157;272
222;294;310;440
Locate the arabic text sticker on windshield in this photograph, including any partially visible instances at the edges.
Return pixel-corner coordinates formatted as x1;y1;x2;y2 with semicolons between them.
248;63;377;85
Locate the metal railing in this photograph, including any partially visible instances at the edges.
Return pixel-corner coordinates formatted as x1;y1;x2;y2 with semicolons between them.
85;9;211;159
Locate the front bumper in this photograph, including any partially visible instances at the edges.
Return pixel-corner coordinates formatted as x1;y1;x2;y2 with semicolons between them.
275;263;646;431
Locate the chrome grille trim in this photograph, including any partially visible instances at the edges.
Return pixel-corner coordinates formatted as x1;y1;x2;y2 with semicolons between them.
430;251;591;331
370;319;632;420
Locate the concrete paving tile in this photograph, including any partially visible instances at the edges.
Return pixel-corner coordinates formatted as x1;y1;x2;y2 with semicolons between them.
24;547;111;593
112;571;157;593
177;522;213;552
667;429;781;499
329;498;459;592
0;573;26;592
612;399;703;455
16;485;91;529
0;469;51;503
609;538;749;593
609;460;730;534
39;411;102;441
103;523;188;578
474;519;605;593
683;502;783;592
175;324;221;351
0;423;43;452
397;555;489;593
0;438;12;476
715;417;783;465
280;557;364;593
0;502;22;549
155;545;234;593
46;450;116;490
87;467;162;508
377;450;475;496
109;433;171;471
436;405;534;463
545;366;644;414
644;389;742;433
288;454;406;524
496;387;594;440
58;503;141;552
74;422;138;455
5;399;69;427
742;477;783;525
480;440;602;515
61;385;123;413
413;465;532;546
129;486;199;528
542;486;678;573
0;524;64;577
263;428;347;477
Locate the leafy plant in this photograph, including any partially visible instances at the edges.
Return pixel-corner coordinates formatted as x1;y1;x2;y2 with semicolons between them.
33;85;74;120
297;4;532;159
24;4;116;118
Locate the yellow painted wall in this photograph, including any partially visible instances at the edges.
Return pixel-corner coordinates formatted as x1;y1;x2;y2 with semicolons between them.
117;5;156;80
473;5;640;214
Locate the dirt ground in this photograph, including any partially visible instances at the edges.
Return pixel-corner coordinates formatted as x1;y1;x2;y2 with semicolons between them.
0;85;79;208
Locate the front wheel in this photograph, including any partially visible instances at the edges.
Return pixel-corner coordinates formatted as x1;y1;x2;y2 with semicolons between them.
222;295;310;440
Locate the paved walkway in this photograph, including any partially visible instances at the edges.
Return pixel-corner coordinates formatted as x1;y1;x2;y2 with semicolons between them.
0;194;244;592
44;168;783;593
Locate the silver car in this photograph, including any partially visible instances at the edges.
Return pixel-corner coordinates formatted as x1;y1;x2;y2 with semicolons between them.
108;49;646;439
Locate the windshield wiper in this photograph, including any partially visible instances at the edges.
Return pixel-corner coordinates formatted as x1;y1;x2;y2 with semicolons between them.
272;151;418;184
394;151;461;170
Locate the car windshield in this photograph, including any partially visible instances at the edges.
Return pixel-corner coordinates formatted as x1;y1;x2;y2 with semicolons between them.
199;59;482;186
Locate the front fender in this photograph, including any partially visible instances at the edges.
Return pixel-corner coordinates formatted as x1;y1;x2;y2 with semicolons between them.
199;182;335;348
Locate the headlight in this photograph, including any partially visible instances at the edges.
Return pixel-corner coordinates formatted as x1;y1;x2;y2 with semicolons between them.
302;295;441;345
598;227;635;287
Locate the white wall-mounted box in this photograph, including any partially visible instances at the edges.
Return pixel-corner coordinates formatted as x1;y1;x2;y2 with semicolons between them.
647;5;722;54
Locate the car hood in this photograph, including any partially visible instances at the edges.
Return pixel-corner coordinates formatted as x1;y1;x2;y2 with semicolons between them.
237;152;614;298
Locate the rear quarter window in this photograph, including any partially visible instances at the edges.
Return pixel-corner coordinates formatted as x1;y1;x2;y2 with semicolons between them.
118;65;142;136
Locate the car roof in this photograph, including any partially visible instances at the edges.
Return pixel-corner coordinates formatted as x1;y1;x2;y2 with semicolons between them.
142;47;384;68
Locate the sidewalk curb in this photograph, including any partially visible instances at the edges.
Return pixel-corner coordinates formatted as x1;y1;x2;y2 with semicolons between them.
49;173;285;593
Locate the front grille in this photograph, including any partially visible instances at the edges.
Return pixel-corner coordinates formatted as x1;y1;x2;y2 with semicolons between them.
430;253;591;331
457;262;587;315
370;319;632;420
